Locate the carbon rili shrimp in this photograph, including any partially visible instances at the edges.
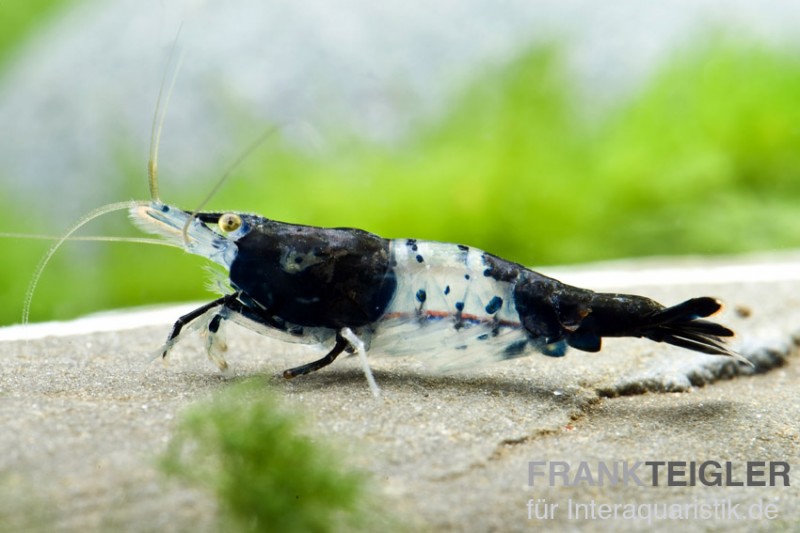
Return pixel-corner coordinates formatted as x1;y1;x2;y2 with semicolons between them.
130;201;744;399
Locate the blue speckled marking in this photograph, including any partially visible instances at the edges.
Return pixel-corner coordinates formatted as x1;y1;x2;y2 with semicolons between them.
416;289;427;303
444;285;450;295
455;301;464;311
416;254;424;263
485;296;503;314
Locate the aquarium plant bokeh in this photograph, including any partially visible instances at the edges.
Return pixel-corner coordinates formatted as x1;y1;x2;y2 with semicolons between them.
160;380;374;532
2;6;800;325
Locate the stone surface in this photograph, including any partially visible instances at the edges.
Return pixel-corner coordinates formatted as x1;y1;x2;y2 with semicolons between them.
1;255;798;531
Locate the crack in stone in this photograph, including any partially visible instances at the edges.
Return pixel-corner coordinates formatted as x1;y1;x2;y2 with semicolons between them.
597;330;800;398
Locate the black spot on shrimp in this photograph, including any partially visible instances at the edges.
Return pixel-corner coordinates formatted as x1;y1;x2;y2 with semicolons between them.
484;296;503;315
453;301;466;329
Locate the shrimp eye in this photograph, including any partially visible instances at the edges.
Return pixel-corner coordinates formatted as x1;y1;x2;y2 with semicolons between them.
218;213;242;233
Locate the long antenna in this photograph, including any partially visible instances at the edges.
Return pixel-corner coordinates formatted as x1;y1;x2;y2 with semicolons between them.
0;233;175;246
180;124;282;243
148;28;185;201
22;201;152;324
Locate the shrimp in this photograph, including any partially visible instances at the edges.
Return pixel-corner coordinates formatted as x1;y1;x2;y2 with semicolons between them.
130;202;744;398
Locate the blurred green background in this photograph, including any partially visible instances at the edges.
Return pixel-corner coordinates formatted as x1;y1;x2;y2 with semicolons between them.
3;4;800;326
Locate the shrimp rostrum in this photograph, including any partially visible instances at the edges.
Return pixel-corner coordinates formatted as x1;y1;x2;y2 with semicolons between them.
131;201;743;395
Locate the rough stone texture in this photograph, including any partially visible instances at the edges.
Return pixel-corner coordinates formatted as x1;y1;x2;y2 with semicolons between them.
1;255;798;531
